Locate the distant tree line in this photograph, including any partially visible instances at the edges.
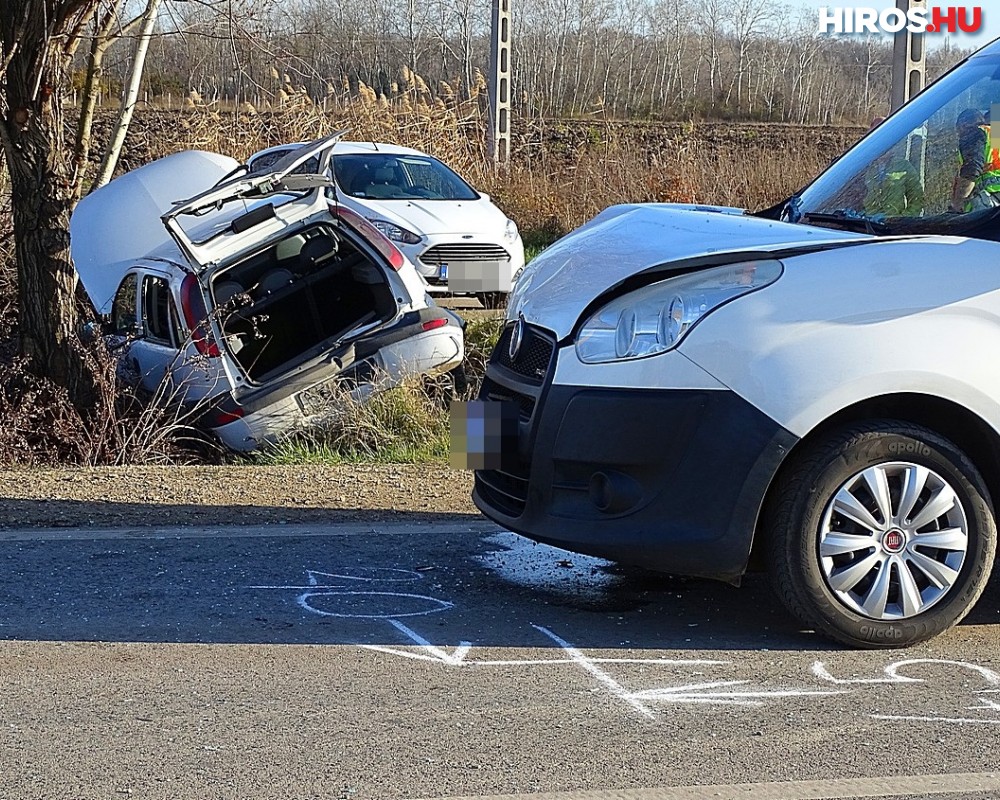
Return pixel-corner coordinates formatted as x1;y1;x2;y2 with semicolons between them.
82;0;974;123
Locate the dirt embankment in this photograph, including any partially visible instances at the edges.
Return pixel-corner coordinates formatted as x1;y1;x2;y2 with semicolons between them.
0;465;477;529
83;107;866;173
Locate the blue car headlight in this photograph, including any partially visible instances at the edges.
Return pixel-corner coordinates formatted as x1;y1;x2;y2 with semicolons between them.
575;259;783;364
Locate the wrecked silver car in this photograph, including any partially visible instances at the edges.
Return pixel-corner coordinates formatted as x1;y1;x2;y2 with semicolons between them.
70;134;465;451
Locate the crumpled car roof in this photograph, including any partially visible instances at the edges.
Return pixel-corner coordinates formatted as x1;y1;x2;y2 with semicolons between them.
71;150;241;314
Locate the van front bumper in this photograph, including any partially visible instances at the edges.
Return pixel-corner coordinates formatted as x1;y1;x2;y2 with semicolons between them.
473;384;797;582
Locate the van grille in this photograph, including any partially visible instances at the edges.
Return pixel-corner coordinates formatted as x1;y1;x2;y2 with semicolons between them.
493;323;554;385
476;468;529;517
474;323;556;517
480;376;535;420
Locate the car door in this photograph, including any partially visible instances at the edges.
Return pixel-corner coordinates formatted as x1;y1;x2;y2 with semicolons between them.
108;269;184;396
131;272;186;397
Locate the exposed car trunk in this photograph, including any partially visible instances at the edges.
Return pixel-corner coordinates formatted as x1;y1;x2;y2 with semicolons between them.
212;222;398;384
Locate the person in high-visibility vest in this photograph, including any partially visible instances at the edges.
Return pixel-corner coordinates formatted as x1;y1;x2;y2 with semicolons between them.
864;151;923;216
950;108;1000;212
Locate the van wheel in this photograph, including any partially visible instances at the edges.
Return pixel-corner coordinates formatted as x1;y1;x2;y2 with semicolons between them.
476;291;506;310
767;421;995;648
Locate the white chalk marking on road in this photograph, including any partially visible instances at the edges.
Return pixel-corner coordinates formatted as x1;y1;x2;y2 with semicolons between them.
970;697;1000;711
297;590;454;619
811;660;919;685
359;619;472;666
628;682;846;707
532;624;656;720
419;770;1000;800
359;645;446;663
812;658;1000;686
251;568;455;619
471;657;728;667
248;567;423;589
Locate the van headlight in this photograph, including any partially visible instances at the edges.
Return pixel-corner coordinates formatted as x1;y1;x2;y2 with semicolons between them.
575;259;782;364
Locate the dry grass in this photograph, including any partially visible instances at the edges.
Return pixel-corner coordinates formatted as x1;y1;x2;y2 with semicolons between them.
112;71;841;243
136;71;488;176
0;343;218;467
256;316;504;466
258;379;452;465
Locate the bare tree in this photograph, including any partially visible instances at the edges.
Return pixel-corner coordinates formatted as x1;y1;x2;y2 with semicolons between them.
0;0;103;407
93;0;164;187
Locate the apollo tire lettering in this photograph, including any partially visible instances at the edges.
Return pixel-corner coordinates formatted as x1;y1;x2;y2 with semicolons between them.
860;625;904;641
886;441;932;457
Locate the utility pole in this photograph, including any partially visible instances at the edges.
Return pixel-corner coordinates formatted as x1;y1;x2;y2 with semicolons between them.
487;0;512;164
891;0;926;111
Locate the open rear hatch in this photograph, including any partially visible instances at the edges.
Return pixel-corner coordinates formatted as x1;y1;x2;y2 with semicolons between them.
161;132;346;271
211;220;400;385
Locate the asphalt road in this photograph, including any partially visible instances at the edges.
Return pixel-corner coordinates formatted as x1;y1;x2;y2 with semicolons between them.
0;517;998;799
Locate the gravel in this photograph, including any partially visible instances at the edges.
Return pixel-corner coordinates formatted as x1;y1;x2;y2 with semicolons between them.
0;465;478;529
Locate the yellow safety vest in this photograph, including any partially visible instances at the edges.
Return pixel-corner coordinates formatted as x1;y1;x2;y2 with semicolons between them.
959;124;1000;194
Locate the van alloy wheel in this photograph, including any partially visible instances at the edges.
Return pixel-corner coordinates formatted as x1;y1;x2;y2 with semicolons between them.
768;421;996;648
818;462;969;620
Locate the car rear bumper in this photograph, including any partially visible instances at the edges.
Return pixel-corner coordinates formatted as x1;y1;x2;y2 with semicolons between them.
210;315;463;452
472;383;797;582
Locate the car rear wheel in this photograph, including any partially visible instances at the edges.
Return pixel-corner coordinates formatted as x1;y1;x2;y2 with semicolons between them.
767;421;996;648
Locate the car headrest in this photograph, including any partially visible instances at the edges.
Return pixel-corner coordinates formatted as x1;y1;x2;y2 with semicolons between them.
275;234;306;261
214;280;244;305
373;166;395;183
300;233;339;266
256;268;294;297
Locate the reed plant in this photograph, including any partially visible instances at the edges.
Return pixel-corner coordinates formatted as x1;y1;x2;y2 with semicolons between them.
0;70;843;465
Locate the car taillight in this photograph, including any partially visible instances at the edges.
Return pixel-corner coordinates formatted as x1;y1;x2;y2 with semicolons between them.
204;394;245;427
180;274;221;357
422;317;449;331
213;409;244;425
330;203;405;271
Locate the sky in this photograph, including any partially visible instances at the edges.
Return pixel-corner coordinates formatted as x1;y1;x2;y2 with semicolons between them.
794;1;1000;47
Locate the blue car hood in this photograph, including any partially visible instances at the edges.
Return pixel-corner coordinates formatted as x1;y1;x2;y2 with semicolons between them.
507;204;868;339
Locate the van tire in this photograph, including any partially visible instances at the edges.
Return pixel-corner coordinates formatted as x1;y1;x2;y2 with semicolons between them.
767;420;995;648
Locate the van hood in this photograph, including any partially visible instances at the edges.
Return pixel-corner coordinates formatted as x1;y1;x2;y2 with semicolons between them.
508;204;869;339
343;195;506;236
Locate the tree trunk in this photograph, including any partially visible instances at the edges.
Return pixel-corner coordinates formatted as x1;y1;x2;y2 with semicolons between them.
0;15;99;410
94;0;163;188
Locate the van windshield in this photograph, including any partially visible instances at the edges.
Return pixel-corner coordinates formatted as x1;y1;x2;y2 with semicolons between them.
793;54;1000;237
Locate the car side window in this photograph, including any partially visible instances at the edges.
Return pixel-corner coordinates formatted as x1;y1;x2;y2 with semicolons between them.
142;276;181;347
111;273;139;336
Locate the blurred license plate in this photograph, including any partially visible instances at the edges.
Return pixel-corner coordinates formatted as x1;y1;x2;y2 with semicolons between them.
297;377;340;416
440;263;448;280
450;400;518;470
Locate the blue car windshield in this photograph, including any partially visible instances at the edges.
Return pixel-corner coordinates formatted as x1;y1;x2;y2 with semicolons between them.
794;53;1000;234
333;154;479;201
